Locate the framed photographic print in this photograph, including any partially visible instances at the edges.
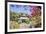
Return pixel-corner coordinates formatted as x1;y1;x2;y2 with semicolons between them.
5;1;45;33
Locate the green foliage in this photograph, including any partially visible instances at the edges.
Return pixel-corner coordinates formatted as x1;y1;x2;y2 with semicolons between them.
10;11;19;21
25;19;30;24
10;11;31;24
22;19;30;24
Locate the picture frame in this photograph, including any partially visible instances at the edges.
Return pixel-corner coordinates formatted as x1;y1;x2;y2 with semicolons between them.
5;1;45;34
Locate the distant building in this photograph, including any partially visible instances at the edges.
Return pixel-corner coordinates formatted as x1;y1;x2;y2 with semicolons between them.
18;13;29;23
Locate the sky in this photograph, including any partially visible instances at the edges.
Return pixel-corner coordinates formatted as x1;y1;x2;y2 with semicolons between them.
10;4;33;14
